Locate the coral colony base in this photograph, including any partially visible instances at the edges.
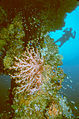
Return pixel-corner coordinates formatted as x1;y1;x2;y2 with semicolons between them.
6;45;73;119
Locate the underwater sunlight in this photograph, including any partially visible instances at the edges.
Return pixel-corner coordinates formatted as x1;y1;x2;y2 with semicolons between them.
49;5;79;118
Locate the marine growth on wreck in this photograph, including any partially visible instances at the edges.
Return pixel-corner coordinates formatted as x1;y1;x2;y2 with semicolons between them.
0;0;78;118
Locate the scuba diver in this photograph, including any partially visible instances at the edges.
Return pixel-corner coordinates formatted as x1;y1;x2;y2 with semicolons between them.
54;28;76;47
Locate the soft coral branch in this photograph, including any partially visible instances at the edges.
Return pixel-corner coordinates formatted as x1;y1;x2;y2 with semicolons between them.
9;47;44;95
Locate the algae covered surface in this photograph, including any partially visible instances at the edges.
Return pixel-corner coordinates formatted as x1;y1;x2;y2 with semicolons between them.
0;0;78;119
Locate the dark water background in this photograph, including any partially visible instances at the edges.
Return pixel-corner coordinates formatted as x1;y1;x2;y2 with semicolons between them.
61;62;79;117
0;74;11;113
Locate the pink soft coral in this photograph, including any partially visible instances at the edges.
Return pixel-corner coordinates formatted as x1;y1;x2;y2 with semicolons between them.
9;47;45;95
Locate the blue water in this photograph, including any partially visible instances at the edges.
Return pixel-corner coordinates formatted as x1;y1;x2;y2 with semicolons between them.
49;5;79;117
